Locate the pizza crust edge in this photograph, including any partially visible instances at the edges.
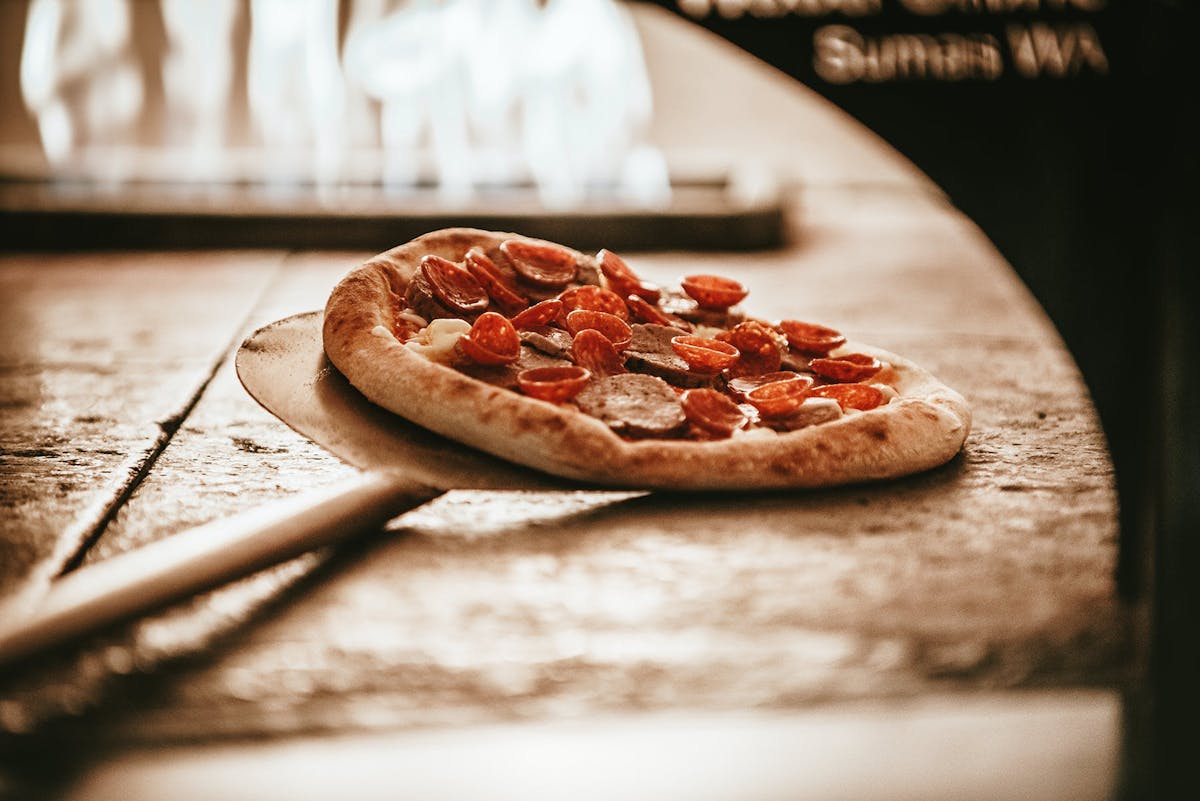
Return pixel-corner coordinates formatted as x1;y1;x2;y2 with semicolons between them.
322;229;971;490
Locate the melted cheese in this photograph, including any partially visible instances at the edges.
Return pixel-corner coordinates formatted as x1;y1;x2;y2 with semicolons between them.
732;426;778;439
404;318;471;362
396;310;428;329
871;382;899;403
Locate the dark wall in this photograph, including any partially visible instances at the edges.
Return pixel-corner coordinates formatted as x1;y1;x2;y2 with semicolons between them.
645;1;1197;797
647;1;1175;470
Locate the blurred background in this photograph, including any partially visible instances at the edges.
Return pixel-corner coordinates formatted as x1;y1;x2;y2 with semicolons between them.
1;0;1196;796
0;0;788;251
3;0;667;200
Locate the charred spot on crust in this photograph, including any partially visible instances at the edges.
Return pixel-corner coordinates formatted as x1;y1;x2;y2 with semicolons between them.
538;415;568;433
766;459;794;476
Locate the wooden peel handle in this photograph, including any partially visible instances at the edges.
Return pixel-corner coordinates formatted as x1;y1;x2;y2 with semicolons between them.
0;472;441;668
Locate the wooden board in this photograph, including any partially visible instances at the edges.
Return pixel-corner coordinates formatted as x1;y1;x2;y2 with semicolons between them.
0;190;1122;759
0;251;285;617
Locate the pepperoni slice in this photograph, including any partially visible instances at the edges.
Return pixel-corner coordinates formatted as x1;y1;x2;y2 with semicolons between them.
810;353;882;383
511;299;563;330
517;365;591;403
598;249;661;303
811;382;885;411
420;255;489;314
777;319;846;356
558;285;629;319
626;294;692;330
726;371;803;398
565;310;633;350
464;247;528;314
571;328;627;377
670;335;739;374
457;312;520;365
718;320;784;378
743;375;815;418
681;388;750;438
680;274;748;310
500;239;578;287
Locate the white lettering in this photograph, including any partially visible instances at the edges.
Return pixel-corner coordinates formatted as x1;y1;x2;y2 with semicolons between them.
899;0;1105;12
680;0;883;18
683;0;1103;17
716;0;749;19
1074;23;1110;73
815;25;1003;82
899;0;955;14
814;25;865;84
1007;22;1109;77
678;0;713;18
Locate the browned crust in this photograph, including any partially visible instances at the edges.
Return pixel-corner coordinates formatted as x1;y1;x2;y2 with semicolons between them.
323;228;971;490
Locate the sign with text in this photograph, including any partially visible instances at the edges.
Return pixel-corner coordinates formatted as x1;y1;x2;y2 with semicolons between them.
667;0;1116;84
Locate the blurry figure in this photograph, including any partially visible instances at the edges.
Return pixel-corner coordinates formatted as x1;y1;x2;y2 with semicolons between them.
246;0;358;184
160;0;238;177
18;0;669;207
342;0;474;196
19;0;143;171
519;0;665;208
343;0;665;207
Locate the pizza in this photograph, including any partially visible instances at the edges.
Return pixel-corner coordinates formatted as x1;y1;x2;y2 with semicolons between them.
322;228;970;490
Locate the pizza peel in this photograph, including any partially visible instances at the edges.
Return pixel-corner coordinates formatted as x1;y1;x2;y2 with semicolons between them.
0;312;589;667
233;311;583;493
